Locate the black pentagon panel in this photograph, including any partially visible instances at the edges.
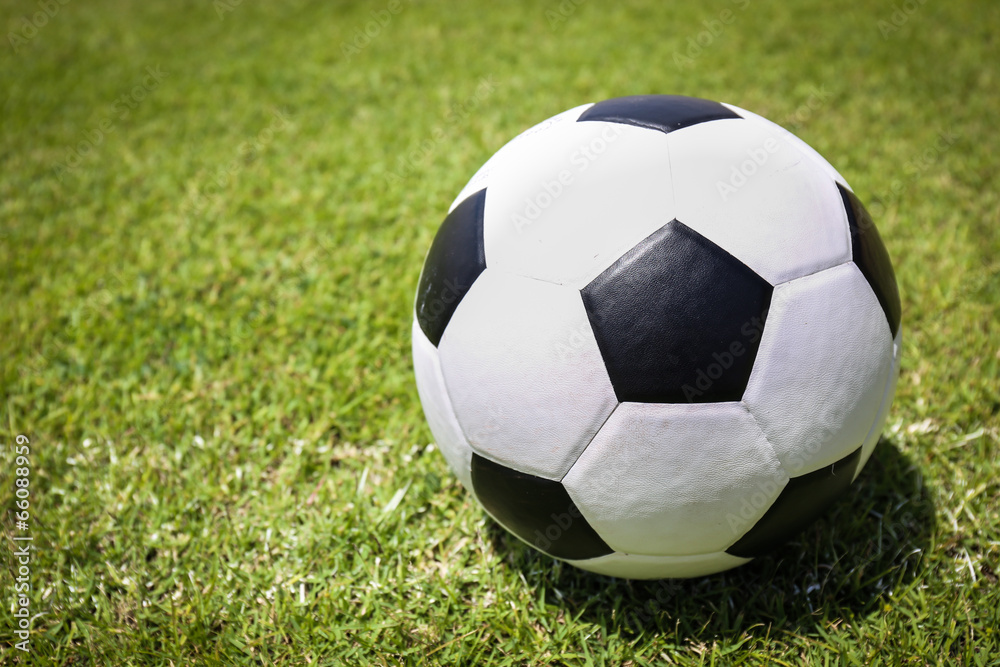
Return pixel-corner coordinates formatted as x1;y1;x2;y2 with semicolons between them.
577;95;741;135
726;446;863;559
582;220;772;404
415;189;488;347
839;184;901;337
471;453;613;561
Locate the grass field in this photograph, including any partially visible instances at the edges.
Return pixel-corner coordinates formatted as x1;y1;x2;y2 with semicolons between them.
2;0;999;664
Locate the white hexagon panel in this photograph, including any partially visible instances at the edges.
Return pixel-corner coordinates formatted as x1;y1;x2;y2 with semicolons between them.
562;402;785;556
668;114;852;285
438;268;617;480
479;117;675;289
742;262;894;476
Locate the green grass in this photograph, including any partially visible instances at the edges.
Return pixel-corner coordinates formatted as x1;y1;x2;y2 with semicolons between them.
1;0;999;664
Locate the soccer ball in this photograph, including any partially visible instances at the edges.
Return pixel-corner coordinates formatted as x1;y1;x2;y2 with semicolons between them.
412;95;901;579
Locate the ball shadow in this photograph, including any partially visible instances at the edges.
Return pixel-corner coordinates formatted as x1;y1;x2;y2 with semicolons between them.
483;437;934;640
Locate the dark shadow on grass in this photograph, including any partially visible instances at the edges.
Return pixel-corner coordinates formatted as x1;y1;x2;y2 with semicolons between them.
483;437;934;640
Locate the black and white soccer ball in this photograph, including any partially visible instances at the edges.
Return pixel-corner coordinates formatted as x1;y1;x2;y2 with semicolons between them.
412;95;901;579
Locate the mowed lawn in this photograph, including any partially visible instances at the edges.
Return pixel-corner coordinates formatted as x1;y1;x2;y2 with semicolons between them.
1;0;999;664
